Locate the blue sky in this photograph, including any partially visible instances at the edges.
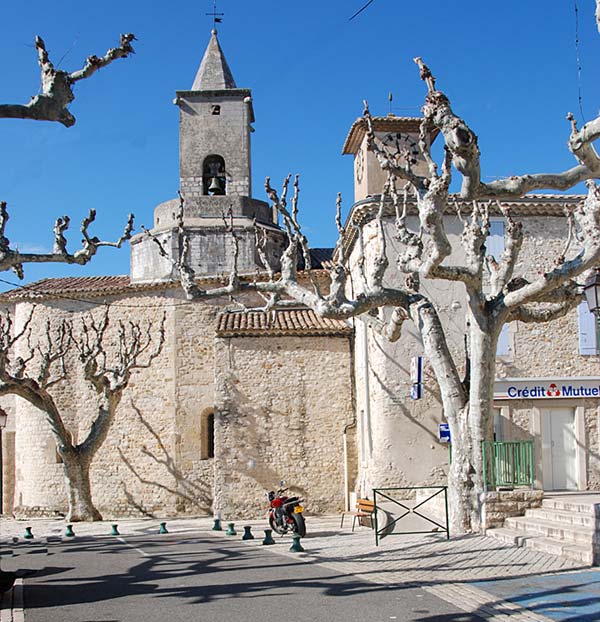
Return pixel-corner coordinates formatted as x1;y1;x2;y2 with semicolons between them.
1;1;599;287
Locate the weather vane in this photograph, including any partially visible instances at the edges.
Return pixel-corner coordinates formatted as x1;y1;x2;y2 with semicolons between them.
207;0;224;30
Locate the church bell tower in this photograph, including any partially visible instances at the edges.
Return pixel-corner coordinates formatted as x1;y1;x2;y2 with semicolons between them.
130;29;284;284
178;29;254;210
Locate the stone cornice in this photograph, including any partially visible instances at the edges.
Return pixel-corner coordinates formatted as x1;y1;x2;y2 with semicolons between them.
342;115;431;155
339;193;586;258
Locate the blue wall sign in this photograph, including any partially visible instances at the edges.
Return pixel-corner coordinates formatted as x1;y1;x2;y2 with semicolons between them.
439;423;451;443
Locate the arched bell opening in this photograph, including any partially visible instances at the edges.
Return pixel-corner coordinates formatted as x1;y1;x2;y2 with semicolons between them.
202;155;226;196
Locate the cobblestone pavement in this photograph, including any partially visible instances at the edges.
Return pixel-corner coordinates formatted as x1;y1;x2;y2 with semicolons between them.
0;515;594;621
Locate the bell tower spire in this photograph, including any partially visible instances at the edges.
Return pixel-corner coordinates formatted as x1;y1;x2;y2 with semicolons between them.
191;29;236;91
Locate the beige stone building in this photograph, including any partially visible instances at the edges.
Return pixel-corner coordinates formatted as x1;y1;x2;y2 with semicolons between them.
344;114;600;500
1;30;599;522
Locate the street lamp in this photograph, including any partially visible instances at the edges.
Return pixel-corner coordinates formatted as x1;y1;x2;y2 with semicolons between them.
584;269;600;317
584;268;600;354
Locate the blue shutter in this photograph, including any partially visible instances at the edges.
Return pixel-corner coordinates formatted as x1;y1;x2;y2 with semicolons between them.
487;220;505;261
497;324;510;356
578;302;598;355
489;220;508;356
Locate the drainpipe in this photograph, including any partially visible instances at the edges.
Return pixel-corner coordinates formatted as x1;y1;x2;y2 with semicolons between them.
342;420;356;512
361;318;373;462
357;320;373;497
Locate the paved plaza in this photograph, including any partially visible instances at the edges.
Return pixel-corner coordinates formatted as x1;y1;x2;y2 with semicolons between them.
0;515;597;621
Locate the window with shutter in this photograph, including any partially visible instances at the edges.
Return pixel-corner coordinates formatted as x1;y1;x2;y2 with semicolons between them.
487;219;511;357
578;302;599;355
497;324;510;356
486;220;505;262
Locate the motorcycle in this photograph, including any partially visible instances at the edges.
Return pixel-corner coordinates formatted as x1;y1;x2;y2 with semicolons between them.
267;481;306;537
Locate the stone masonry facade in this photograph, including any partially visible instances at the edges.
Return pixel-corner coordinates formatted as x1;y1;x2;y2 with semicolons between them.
213;334;355;520
1;281;353;520
347;199;600;498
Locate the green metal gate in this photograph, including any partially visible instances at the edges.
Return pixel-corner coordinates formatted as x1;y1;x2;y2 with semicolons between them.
482;440;534;491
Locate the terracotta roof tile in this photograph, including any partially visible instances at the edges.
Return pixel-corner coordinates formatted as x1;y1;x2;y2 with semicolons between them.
216;309;352;338
0;275;138;301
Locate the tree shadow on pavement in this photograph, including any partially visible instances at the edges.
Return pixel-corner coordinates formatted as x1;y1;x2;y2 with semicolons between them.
19;534;483;622
21;532;598;622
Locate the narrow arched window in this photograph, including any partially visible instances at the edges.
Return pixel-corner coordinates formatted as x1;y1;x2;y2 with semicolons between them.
201;411;215;459
202;155;226;196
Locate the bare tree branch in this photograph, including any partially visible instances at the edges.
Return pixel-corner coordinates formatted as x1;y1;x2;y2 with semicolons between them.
503;182;600;308
0;202;134;279
0;34;135;127
414;58;600;199
510;298;581;324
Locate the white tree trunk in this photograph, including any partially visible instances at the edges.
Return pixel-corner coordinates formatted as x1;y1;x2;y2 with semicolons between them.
446;406;475;534
61;451;102;522
446;306;500;534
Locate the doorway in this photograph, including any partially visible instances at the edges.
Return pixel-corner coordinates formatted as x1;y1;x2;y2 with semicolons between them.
541;407;577;490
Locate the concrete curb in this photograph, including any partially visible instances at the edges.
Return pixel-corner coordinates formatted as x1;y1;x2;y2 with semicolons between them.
0;579;23;622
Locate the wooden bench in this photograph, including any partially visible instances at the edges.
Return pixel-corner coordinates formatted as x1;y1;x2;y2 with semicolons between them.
340;499;375;531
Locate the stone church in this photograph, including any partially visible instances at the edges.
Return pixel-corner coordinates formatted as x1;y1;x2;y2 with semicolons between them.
1;30;600;522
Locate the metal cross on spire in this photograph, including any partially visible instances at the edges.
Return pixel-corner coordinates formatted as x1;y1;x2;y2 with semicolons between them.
206;0;224;31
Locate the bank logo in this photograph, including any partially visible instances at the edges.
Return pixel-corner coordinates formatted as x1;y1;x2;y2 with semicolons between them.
504;382;600;399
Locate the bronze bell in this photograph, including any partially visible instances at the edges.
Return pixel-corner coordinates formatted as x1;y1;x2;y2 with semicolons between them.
208;177;224;195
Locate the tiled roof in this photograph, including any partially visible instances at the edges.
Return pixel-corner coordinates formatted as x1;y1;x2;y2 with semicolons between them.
342;116;426;155
0;276;139;301
216;309;352;337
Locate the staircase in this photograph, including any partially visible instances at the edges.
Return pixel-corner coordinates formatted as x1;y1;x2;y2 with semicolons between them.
487;494;600;565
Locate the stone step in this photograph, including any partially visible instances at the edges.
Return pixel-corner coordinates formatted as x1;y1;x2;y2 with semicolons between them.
526;507;599;528
505;515;595;544
487;527;594;565
542;498;600;515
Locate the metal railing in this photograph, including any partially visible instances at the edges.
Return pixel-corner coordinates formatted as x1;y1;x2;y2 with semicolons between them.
372;486;449;546
482;440;534;491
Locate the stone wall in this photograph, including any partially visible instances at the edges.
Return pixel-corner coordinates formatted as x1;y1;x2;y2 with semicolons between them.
178;91;252;200
4;291;226;519
1;429;15;516
130;220;286;284
349;209;600;497
213;335;354;519
481;490;544;531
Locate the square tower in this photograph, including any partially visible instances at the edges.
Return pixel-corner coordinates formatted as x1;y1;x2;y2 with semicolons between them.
129;30;285;284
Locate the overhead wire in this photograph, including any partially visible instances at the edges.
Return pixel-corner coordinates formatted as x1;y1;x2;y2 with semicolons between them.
574;0;586;122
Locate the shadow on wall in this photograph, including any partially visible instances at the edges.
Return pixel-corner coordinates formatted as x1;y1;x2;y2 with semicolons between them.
216;378;309;516
369;364;440;445
116;402;213;517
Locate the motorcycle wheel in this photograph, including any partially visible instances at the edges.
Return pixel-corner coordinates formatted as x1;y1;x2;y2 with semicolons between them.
269;514;287;535
292;512;306;538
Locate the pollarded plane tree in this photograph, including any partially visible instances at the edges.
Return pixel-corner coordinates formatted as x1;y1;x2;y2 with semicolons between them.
0;33;136;278
156;47;600;532
0;308;165;521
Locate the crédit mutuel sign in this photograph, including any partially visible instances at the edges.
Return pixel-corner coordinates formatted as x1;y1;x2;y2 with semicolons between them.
494;377;600;400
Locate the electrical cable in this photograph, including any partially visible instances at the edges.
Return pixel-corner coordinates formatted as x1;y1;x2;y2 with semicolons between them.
574;0;586;122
